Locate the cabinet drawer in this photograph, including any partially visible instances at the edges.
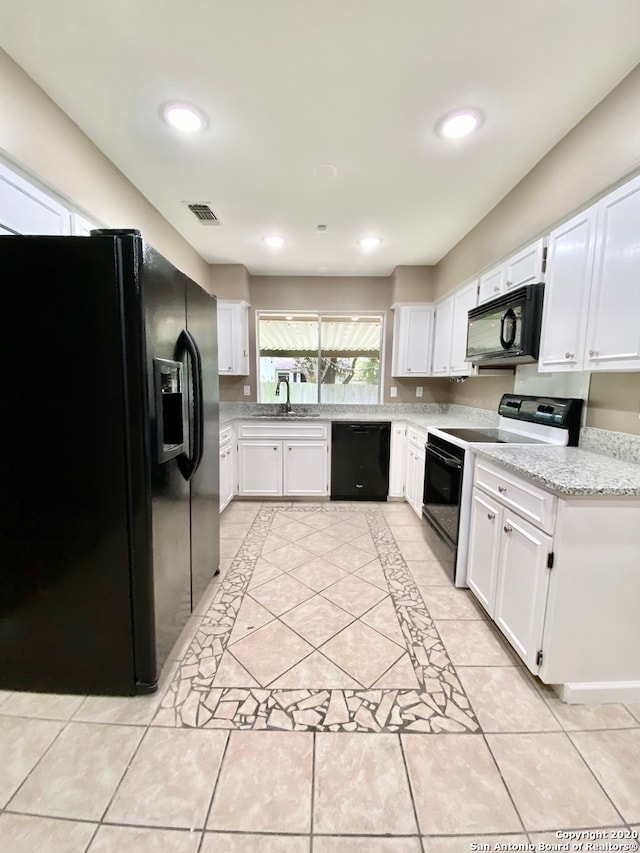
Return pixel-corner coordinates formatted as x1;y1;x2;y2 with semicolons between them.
475;459;556;534
219;426;233;447
237;421;329;440
407;425;427;447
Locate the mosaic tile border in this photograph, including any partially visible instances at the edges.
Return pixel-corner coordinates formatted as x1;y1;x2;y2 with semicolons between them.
155;504;479;733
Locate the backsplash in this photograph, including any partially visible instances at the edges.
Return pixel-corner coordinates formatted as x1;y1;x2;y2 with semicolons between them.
220;402;448;421
579;427;640;465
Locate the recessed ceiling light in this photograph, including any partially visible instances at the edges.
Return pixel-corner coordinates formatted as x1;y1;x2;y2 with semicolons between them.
162;103;207;133
437;109;483;140
263;235;285;249
358;236;382;252
313;164;338;179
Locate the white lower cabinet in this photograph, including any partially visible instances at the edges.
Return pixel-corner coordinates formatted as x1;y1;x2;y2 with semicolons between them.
466;489;501;613
238;441;282;496
219;426;235;512
388;422;407;498
468;458;640;700
404;425;427;517
237;421;329;498
493;508;553;671
283;441;329;497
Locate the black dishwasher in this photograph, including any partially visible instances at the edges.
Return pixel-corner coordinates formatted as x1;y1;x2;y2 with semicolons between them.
331;422;391;501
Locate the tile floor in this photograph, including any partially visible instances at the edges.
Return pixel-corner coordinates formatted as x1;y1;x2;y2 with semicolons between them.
1;500;639;852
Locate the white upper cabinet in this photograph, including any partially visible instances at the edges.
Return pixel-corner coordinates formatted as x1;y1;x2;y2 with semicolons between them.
391;304;434;376
431;297;454;376
538;205;598;371
478;265;504;304
71;212;98;236
217;300;250;375
0;162;70;235
431;279;478;377
586;175;640;371
539;173;640;373
450;280;478;374
478;238;546;304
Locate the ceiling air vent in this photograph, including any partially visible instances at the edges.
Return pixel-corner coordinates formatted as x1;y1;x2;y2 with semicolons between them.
185;202;220;225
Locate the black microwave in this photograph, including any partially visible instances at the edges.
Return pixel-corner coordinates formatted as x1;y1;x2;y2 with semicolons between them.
466;283;544;367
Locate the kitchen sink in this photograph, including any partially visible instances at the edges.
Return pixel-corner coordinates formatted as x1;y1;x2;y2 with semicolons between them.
250;412;322;419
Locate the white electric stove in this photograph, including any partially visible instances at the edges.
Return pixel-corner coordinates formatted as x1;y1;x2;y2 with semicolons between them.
423;394;583;587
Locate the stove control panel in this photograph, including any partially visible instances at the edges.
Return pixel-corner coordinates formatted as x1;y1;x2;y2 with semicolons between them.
498;394;583;445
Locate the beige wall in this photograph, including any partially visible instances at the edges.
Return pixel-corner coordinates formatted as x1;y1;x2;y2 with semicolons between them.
447;374;515;411
434;63;640;299
391;265;435;303
210;264;250;302
586;373;640;436
0;48;209;288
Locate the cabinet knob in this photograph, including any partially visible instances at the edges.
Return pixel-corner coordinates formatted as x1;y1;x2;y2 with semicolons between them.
565;352;574;359
503;525;513;533
498;485;507;493
407;367;412;371
487;512;495;521
273;446;278;451
493;285;500;292
505;280;512;287
588;349;600;358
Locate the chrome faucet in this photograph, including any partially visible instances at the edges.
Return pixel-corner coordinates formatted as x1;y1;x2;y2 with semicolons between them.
275;377;292;413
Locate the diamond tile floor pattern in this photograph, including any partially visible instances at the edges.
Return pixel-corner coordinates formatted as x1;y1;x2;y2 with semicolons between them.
1;500;639;852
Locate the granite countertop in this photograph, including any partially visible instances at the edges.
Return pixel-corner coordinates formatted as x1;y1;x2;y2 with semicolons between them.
474;445;640;497
219;410;494;432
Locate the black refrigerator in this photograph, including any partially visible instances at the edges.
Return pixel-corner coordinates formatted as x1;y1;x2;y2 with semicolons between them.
0;230;220;695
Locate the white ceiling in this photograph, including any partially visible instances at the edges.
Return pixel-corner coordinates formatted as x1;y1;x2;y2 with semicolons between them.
1;1;639;276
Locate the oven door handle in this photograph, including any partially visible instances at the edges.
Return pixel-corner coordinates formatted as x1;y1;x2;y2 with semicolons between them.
426;445;463;470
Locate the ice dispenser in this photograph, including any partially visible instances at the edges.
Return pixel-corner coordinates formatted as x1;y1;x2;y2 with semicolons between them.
153;358;185;462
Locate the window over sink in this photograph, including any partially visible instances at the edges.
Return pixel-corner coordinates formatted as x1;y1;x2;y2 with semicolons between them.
257;311;383;405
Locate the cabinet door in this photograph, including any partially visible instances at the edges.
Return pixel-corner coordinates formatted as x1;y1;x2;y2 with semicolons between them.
415;447;426;517
505;238;545;290
538;205;598;372
450;281;478;374
238;441;282;496
405;446;418;514
494;510;553;672
71;212;97;236
219;444;234;512
478;265;504;304
217;303;235;374
406;445;425;518
0;163;70;235
467;489;502;616
392;305;434;376
388;422;406;498
283;441;328;497
431;297;454;376
587;175;640;371
217;301;249;375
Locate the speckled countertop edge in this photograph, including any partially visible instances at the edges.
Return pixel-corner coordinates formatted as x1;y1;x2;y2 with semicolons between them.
218;403;498;432
473;444;640;497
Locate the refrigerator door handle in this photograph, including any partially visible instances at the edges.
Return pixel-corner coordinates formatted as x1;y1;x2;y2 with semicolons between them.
176;329;204;481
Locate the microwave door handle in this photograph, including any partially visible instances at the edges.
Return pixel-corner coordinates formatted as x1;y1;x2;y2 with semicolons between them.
426;445;463;470
499;308;517;349
176;329;204;481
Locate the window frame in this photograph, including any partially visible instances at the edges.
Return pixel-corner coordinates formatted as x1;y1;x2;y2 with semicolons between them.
255;309;386;405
